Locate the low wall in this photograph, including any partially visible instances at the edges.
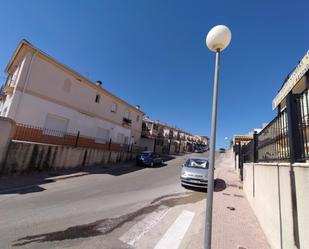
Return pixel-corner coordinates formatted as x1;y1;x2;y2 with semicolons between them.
243;162;309;249
1;141;138;174
0;117;16;167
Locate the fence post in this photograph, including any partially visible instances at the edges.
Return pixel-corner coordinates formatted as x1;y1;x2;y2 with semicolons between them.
286;92;301;248
237;142;241;169
75;131;80;147
286;93;304;163
108;138;112;151
153;138;157;152
252;131;258;163
238;142;244;181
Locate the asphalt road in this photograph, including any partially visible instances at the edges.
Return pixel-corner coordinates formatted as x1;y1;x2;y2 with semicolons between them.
0;151;219;249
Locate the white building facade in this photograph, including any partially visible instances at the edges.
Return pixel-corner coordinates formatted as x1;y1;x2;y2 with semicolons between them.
0;40;144;146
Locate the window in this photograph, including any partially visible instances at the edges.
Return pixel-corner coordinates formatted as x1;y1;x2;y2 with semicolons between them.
117;133;125;144
63;79;72;93
96;127;110;144
95;94;100;103
43;113;69;137
124;109;130;119
153;124;159;130
2;107;8;116
111;102;117;113
136;115;140;122
185;159;208;169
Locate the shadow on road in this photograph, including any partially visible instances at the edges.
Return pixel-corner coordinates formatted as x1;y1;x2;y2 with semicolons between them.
0;162;144;195
0;155;178;195
162;155;176;162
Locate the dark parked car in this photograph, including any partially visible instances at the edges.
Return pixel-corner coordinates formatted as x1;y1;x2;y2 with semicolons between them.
136;151;164;167
194;146;207;153
219;148;226;153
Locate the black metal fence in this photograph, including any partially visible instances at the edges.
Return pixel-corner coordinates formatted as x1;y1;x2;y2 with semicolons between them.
297;89;309;160
238;90;309;163
257;109;290;162
242;138;255;163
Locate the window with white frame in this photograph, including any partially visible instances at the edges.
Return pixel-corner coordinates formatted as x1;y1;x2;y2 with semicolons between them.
63;79;72;93
111;102;117;113
43;113;69;137
124;109;130;119
124;136;129;145
2;107;8;116
95;127;110;144
117;133;125;144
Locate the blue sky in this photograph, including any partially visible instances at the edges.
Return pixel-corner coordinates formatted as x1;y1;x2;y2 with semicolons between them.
0;0;308;148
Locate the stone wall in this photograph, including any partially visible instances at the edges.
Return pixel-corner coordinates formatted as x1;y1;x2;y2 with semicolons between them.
0;117;16;169
1;140;137;174
0;117;138;175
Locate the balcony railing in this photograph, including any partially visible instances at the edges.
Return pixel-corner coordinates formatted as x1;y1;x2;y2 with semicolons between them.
123;117;132;127
141;129;151;137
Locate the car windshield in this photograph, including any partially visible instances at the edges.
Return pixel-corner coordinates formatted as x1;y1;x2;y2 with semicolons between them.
141;152;152;157
186;159;208;169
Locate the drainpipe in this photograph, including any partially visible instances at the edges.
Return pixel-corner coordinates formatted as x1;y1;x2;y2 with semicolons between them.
13;51;37;120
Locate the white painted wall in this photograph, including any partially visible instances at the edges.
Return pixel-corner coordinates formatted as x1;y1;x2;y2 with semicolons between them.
243;162;309;249
26;54;142;133
0;55;28;118
14;92;131;143
2;48;143;145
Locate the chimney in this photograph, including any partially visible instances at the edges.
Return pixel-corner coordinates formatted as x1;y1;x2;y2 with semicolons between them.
96;80;102;87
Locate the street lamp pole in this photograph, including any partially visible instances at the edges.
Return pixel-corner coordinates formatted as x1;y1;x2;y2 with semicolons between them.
204;48;220;249
204;25;231;249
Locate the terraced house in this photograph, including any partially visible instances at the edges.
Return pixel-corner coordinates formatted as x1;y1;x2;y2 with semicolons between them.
141;117;208;154
0;40;144;147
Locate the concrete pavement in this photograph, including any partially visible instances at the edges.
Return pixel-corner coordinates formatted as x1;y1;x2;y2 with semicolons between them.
174;150;271;249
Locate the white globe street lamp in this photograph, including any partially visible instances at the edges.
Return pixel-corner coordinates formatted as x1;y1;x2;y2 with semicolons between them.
204;25;231;249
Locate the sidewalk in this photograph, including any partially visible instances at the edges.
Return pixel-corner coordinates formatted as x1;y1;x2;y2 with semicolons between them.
182;150;271;249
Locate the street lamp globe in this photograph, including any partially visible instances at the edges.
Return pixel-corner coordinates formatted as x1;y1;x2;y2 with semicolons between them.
206;25;232;52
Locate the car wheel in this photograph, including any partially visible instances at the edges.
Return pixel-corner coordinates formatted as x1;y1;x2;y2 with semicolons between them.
160;160;164;165
150;161;154;167
214;179;218;188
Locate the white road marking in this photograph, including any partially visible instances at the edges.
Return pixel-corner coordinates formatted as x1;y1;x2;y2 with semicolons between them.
153;210;195;249
119;205;170;246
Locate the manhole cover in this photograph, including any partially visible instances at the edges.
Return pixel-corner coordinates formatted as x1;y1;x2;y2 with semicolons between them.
238;246;247;249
